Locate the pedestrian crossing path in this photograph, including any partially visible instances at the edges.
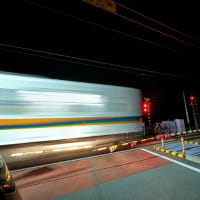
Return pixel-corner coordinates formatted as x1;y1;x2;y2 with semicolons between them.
154;142;200;158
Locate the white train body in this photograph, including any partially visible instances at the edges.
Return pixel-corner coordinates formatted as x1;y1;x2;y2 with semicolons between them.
0;72;143;145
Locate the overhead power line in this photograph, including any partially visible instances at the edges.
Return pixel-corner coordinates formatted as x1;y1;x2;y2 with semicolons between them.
20;0;191;56
0;42;199;82
115;12;200;50
116;2;200;45
0;45;142;76
82;0;200;50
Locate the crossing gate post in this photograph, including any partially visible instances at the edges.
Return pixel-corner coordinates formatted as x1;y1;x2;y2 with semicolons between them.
161;137;164;150
181;136;186;156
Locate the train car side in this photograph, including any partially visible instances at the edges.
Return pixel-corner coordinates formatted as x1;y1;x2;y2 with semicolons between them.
0;72;143;145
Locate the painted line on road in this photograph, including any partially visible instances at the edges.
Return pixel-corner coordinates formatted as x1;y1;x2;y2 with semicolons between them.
141;148;200;173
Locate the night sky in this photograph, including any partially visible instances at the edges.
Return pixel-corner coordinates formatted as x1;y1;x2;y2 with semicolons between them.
1;0;200;125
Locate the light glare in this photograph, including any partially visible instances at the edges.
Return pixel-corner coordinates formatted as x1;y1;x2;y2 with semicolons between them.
17;90;102;104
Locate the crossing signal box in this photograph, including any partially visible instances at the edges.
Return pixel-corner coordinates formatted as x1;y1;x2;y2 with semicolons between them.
143;103;148;114
143;102;149;114
142;98;151;128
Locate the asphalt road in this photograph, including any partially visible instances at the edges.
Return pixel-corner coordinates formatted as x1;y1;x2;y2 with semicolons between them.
54;162;200;200
10;147;200;200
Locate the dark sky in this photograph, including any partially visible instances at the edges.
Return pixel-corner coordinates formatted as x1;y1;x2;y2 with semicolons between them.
0;0;200;123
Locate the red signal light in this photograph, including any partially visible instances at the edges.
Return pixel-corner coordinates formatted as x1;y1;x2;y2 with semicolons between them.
143;102;149;113
190;96;195;101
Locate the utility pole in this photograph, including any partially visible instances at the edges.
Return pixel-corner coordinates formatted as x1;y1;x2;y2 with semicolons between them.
183;91;191;130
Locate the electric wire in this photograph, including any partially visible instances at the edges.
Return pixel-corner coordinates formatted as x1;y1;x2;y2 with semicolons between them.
0;43;199;81
1;1;199;81
115;13;200;50
116;2;200;45
0;44;153;78
81;0;200;50
0;45;143;77
20;0;190;56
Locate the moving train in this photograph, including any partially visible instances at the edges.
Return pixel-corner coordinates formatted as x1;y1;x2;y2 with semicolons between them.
0;72;143;145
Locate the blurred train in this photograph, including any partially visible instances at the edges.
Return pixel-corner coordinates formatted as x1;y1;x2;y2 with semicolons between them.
0;72;143;146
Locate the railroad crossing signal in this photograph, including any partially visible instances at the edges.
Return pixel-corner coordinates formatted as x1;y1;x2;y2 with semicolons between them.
143;102;149;113
189;95;195;103
143;98;151;127
82;0;117;13
143;98;151;114
189;95;199;130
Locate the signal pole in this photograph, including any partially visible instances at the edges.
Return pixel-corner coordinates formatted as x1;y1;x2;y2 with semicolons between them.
183;91;191;130
143;97;151;135
189;95;199;130
144;97;151;127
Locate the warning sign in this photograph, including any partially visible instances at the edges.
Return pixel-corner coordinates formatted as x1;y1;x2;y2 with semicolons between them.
82;0;116;13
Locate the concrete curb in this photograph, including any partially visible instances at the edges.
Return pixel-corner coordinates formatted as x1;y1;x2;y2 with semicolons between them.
186;155;200;164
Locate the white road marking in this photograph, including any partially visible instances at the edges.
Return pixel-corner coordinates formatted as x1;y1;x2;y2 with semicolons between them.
141;148;200;173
